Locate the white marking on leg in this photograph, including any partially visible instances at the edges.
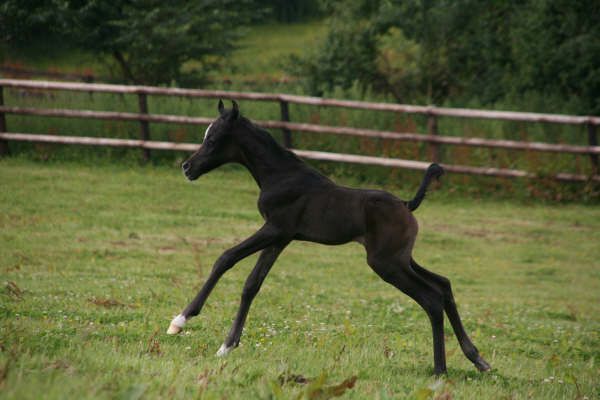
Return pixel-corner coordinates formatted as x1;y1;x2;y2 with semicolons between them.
216;343;232;357
203;123;213;142
166;314;186;335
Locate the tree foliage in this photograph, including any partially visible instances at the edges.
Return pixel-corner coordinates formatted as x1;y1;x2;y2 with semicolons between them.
258;0;324;22
0;0;58;44
292;0;600;114
1;0;263;86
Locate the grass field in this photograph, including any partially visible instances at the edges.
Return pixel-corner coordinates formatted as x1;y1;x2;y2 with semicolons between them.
1;158;599;399
220;21;327;81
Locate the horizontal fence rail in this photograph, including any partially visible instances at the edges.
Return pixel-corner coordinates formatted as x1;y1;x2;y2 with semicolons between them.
2;105;598;155
2;132;597;183
2;78;599;125
0;78;599;183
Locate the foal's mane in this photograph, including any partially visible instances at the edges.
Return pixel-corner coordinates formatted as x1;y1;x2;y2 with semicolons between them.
236;116;302;163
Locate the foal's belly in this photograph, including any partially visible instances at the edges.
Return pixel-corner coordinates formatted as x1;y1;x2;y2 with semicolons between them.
292;188;366;245
293;226;362;245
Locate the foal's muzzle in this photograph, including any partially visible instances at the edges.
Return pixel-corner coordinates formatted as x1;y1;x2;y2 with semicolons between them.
181;160;196;181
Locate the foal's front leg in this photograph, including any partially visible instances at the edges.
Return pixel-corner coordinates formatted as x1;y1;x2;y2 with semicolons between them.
166;224;282;334
217;242;288;356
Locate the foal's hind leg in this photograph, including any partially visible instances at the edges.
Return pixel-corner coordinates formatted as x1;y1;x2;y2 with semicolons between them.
217;242;288;356
411;259;491;372
368;256;447;375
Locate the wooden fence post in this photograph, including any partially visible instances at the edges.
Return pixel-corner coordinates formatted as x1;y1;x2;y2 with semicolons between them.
279;100;292;148
0;85;8;156
427;110;440;163
588;122;598;174
137;93;151;161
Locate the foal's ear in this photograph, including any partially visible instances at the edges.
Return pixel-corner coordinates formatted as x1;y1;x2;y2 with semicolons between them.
228;100;240;121
218;99;225;115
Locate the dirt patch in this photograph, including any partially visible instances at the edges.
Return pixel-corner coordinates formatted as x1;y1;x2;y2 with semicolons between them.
158;246;177;255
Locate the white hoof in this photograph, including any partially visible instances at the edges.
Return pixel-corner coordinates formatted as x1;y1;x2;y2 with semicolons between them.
166;314;186;335
216;343;232;357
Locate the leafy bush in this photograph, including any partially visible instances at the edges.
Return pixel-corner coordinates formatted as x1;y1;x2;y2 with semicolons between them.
291;0;600;114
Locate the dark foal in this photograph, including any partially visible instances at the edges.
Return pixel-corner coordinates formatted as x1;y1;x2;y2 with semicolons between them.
168;100;491;374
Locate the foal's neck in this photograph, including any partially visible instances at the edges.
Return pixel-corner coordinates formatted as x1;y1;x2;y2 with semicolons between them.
237;124;302;189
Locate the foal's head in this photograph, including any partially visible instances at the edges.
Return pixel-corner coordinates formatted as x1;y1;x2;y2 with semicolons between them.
182;100;244;181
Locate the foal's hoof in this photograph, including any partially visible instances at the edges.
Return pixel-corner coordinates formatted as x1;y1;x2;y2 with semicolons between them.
166;314;186;335
475;356;492;372
216;343;233;357
166;324;182;335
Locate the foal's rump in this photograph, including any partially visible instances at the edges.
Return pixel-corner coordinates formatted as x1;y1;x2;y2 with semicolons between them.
363;190;418;261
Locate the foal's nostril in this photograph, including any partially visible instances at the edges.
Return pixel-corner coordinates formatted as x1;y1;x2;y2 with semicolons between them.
182;161;190;171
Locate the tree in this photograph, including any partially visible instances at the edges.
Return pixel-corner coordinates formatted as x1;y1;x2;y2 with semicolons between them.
0;0;59;45
1;0;264;86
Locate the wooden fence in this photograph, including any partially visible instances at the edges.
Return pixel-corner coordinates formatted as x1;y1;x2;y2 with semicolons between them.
0;78;599;182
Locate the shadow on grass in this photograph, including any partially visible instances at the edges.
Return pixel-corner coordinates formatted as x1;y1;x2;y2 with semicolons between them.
445;366;532;389
380;362;530;389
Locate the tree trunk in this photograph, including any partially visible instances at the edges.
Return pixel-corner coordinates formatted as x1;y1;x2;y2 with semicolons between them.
112;50;139;84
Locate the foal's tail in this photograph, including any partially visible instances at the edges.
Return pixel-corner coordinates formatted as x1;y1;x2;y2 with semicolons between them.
405;163;444;211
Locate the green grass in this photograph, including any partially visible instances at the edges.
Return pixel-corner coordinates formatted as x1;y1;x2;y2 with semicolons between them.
0;39;111;78
1;158;599;399
220;21;327;80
